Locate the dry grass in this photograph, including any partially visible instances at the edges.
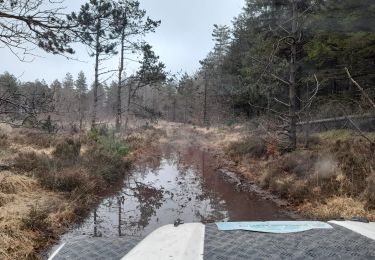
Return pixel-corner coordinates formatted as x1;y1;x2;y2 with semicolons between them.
363;170;375;209
0;133;8;148
0;125;154;259
298;197;375;221
154;122;375;220
226;136;267;161
0;175;65;260
11;129;58;148
1;121;373;258
153;123;375;220
0;172;37;194
154;121;245;152
52;138;81;162
316;129;353;142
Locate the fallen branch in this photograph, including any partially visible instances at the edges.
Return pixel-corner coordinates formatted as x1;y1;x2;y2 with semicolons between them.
346;116;375;145
345;67;375;111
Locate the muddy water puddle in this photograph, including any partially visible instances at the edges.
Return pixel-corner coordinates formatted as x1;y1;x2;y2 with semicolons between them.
57;146;290;241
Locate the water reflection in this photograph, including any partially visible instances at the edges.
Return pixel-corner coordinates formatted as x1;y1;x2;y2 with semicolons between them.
61;146;290;240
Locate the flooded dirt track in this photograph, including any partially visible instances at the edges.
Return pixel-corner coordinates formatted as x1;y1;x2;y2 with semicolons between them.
56;145;291;243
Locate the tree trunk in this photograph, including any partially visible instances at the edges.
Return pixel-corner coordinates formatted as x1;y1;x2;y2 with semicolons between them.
203;76;208;126
172;97;176;122
79;94;83;131
91;20;101;130
288;0;297;150
123;85;132;133
116;31;126;132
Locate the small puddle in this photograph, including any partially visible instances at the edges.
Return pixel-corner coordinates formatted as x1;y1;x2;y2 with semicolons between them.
55;146;290;243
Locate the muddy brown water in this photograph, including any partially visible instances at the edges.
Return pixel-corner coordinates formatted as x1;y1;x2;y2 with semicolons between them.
51;146;291;249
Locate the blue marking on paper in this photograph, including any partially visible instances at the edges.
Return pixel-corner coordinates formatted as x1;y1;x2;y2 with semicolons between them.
216;221;333;234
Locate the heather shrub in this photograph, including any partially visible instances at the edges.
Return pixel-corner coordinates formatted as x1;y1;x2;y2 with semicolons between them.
0;133;8;147
52;138;81;162
14;152;51;173
227;136;266;159
39;170;83;193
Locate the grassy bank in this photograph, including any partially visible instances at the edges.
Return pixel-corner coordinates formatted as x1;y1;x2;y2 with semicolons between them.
156;122;375;221
225;129;375;220
0;124;165;259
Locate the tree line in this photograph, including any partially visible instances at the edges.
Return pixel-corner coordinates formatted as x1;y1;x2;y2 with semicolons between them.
0;0;166;132
160;0;375;150
1;0;374;149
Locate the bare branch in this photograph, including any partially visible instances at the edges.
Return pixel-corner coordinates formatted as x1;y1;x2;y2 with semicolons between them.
345;67;375;111
274;97;290;107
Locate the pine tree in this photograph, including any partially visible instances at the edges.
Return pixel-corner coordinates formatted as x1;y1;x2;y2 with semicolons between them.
123;44;166;131
212;24;231;65
62;73;74;90
75;71;88;130
61;72;75;114
111;0;160;131
0;0;75;58
50;79;62;113
75;0;117;129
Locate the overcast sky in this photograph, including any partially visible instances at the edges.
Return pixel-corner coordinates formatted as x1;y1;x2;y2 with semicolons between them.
0;0;244;84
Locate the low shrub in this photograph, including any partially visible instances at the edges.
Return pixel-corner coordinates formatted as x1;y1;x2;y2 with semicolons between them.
298;134;321;147
125;135;144;151
0;173;36;194
13;131;57;148
318;130;353;142
28;132;55;148
259;167;279;189
363;171;375;209
265;141;279;157
314;155;339;180
14;152;52;173
98;124;109;136
21;206;52;234
333;138;374;196
289;179;310;201
227;136;266;159
260;151;320;200
86;128;100;143
15;134;131;194
84;147;131;184
0;133;8;147
39;170;83;193
307;135;321;146
280;151;317;178
298;197;371;221
269;175;296;198
52;138;81;162
0;194;14;207
277;142;295;155
98;136;129;156
261;168;311;201
40;116;57;134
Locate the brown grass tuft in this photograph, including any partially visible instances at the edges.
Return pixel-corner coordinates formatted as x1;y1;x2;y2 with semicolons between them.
0;133;8;147
363;171;375;209
0;172;37;194
14;151;51;173
227;136;267;160
12;130;58;148
52;138;81;162
0;193;15;207
298;197;374;221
